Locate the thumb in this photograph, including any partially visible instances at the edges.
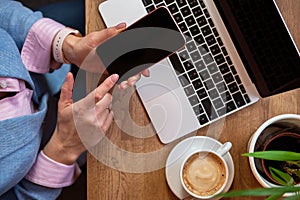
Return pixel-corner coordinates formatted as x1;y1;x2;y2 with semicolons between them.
58;72;74;111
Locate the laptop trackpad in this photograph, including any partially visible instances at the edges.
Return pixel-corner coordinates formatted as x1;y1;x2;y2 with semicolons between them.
136;58;180;103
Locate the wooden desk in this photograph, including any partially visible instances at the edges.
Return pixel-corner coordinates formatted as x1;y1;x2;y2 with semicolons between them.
85;1;300;199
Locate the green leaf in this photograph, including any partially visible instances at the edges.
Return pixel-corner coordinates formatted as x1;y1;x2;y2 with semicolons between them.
266;194;284;200
243;151;300;161
286;160;300;169
218;186;300;198
269;167;294;186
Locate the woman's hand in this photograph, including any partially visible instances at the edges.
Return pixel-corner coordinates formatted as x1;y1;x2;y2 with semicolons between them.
43;72;119;165
62;23;150;89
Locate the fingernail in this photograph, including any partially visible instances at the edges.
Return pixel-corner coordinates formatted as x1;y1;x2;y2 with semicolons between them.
129;79;137;86
115;22;126;30
120;81;129;89
111;74;119;83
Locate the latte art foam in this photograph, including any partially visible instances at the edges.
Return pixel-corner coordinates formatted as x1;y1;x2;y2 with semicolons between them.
182;152;226;196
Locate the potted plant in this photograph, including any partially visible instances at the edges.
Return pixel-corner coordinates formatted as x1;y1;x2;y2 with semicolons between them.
218;150;300;200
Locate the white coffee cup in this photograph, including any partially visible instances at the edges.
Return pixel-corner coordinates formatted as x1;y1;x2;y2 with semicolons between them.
179;142;232;199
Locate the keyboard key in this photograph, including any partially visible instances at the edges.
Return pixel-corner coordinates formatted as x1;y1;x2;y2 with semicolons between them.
199;44;209;55
207;63;218;74
194;34;205;45
176;0;187;7
223;73;234;84
208;18;214;28
206;35;217;46
195;60;206;71
188;69;198;80
186;41;197;52
204;79;215;90
179;74;190;87
178;50;190;61
209;44;221;56
190;51;201;62
168;3;179;14
183;31;192;42
212;72;223;84
220;91;232;102
183;60;194;71
192;78;203;90
174;13;183;23
232;92;246;107
203;53;214;65
217;37;224;46
186;16;196;27
201;25;212;36
146;5;155;12
228;82;239;93
230;65;237;75
212;28;219;37
235;75;242;84
208;88;219;100
190;25;200;36
201;98;218;120
199;0;206;8
198;114;209;125
197;88;208;99
178;22;188;32
189;95;199;106
181;6;191;17
142;0;152;6
226;56;233;65
203;9;210;18
244;94;251;103
217;107;227;116
193;104;204;116
213;98;224;109
219;63;230;74
184;85;195;96
197;16;207;27
169;54;185;74
199;69;210;81
192;6;203;17
188;0;198;8
239;85;246;93
221;47;228;56
225;101;236;112
214;53;225;65
216;82;227;93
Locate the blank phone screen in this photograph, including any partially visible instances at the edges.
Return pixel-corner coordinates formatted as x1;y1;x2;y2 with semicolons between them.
96;6;185;82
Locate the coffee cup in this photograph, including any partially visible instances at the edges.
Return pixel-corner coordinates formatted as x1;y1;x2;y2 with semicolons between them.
179;142;232;199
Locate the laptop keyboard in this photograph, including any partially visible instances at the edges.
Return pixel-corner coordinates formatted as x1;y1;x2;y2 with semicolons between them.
141;0;251;125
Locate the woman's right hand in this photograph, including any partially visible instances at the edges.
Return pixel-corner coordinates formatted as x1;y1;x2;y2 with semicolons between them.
43;72;119;165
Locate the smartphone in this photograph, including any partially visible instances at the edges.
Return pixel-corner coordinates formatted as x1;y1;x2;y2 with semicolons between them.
96;6;186;82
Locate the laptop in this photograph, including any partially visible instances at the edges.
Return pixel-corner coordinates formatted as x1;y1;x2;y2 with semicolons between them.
98;0;300;144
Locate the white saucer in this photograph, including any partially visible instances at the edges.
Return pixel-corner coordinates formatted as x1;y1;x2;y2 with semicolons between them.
165;136;235;199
